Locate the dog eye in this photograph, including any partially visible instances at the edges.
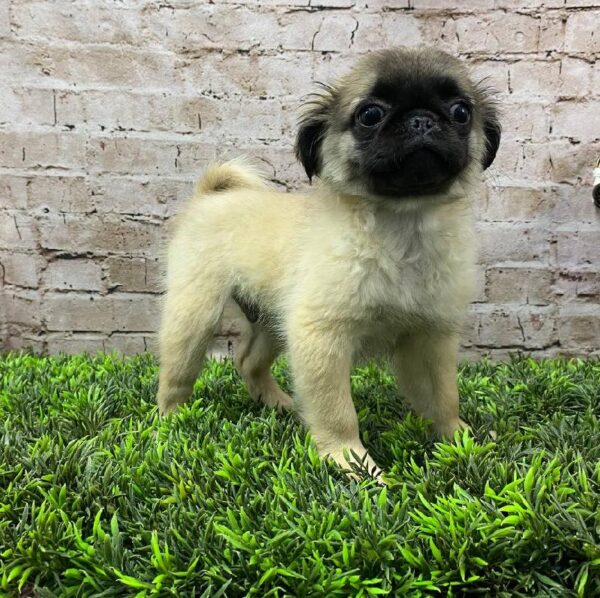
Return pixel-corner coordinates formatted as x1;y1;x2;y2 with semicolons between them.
356;104;386;127
450;102;471;124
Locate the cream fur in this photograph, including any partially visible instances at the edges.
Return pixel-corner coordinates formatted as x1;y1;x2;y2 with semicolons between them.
157;161;480;479
157;49;492;480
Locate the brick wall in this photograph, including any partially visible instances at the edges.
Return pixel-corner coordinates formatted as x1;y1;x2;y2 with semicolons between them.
1;0;599;359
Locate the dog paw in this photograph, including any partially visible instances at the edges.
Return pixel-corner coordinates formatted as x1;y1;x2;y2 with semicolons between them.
434;417;469;440
157;400;179;417
256;389;294;412
327;445;385;483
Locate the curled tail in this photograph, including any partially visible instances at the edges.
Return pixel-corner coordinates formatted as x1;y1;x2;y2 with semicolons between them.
195;158;268;195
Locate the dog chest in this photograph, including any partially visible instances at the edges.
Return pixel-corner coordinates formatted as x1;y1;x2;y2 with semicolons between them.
321;214;474;333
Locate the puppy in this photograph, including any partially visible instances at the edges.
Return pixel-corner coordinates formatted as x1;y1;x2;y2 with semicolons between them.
157;47;500;478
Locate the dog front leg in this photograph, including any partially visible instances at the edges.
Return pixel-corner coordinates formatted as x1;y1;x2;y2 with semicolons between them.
392;332;466;438
288;316;381;479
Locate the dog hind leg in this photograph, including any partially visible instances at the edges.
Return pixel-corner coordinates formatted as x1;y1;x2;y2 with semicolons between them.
234;319;293;411
157;277;228;416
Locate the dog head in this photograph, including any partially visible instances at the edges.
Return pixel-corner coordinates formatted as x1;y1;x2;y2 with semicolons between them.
295;48;500;200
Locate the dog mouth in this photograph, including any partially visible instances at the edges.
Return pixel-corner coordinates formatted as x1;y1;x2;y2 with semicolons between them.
366;147;456;197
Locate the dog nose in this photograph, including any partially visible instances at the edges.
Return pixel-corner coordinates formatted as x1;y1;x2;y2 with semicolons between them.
409;115;435;134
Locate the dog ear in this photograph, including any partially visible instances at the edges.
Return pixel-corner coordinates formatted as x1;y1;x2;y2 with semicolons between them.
295;118;326;181
475;81;501;171
294;84;335;181
482;116;501;170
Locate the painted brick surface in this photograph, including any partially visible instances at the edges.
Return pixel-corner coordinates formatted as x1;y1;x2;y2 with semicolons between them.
1;0;599;358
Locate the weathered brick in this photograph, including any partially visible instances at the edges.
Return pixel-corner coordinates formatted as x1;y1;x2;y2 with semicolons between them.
495;140;600;185
458;346;501;362
548;184;599;225
477;222;551;264
0;251;42;288
413;0;494;8
212;0;310;5
17;43;181;91
501;101;550;141
0;0;9;37
565;0;600;6
3;288;42;327
209;336;235;359
0;130;86;170
555;270;600;303
492;142;553;182
470;60;511;96
483;184;598;227
216;142;306;188
104;256;163;293
2;325;46;352
310;53;358;92
552;101;600;142
472;265;486;302
592;61;600;98
558;305;600;351
144;5;280;52
182;52;313;99
44;292;159;332
495;0;564;7
55;90;215;134
311;0;355;7
0;211;38;250
1;2;599;357
351;13;422;52
0;41;30;82
0;175;28;209
26;175;93;213
508;61;562;99
174;143;221;177
559;58;593;98
549;140;600;184
104;333;150;355
565;10;600;53
281;10;355;52
312;13;358;52
45;333;107;355
418;17;460;54
478;346;571;361
216;98;291;140
537;15;565;54
44;258;103;291
86;137;177;176
483;184;555;223
423;14;541;54
86;136;218;177
469;305;558;349
38;213;165;255
486;266;554;305
11;1;145;45
88;177;192;218
8;87;55;126
555;230;600;268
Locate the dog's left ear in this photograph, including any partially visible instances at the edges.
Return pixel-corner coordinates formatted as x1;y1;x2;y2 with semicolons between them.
482;114;501;170
295;85;334;181
476;83;501;170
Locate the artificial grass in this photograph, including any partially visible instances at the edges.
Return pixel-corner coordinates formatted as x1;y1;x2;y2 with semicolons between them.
0;354;599;597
